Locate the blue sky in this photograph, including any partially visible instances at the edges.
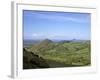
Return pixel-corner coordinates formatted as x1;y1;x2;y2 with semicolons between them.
23;10;91;40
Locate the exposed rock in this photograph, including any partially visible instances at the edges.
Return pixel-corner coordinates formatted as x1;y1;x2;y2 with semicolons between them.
23;48;49;69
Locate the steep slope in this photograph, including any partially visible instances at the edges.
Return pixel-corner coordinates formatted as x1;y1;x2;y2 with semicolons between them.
23;48;49;69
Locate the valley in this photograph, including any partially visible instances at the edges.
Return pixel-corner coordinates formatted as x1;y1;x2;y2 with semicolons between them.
23;39;91;69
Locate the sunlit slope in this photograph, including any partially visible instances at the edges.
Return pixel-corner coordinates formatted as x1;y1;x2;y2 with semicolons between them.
25;39;91;67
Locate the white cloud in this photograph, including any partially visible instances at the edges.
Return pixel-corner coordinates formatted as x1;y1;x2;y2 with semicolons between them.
48;35;58;38
32;33;68;39
32;33;44;37
32;33;38;37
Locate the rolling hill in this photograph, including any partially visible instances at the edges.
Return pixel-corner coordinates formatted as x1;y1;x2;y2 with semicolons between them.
24;39;91;68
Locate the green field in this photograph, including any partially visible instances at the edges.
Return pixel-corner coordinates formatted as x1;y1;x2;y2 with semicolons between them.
23;39;91;69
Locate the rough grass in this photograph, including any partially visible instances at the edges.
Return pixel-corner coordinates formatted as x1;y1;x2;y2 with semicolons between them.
25;40;91;68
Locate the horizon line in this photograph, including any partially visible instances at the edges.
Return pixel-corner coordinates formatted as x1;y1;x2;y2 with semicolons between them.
23;38;91;40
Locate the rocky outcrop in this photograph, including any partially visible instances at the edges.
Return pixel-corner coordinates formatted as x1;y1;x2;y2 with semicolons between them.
23;48;49;69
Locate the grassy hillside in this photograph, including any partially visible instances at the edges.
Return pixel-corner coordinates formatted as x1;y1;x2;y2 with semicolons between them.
24;39;91;68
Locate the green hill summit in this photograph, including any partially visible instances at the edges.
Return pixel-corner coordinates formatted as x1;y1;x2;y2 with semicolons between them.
39;39;53;45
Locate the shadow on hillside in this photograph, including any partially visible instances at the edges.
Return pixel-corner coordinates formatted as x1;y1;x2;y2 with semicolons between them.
23;48;49;69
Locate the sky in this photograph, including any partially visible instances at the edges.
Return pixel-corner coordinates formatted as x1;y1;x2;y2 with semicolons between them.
23;10;91;40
